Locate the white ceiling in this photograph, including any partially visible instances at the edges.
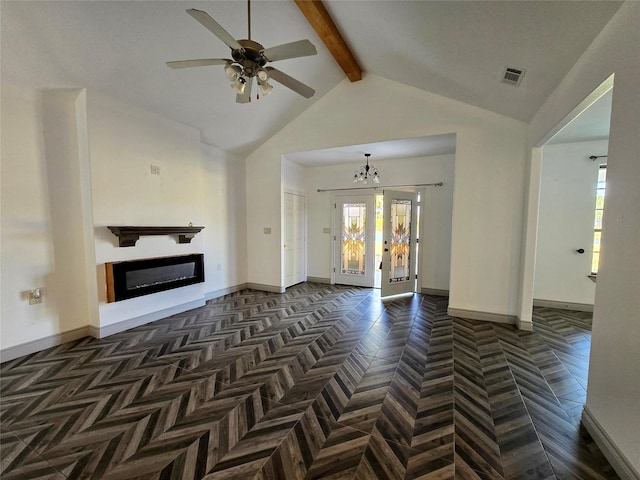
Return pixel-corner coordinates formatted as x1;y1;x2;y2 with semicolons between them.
1;1;621;159
547;89;612;145
285;134;456;167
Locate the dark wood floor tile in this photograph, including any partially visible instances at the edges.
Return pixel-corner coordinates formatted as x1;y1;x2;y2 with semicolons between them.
454;444;504;479
335;357;396;433
405;447;454;480
303;420;371;479
0;285;621;479
354;431;413;479
0;429;66;479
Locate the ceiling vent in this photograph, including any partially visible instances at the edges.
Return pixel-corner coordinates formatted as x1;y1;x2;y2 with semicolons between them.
502;66;526;86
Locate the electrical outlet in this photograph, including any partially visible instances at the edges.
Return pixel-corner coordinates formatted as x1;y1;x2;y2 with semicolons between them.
150;165;161;175
29;288;42;305
264;227;271;234
323;227;331;234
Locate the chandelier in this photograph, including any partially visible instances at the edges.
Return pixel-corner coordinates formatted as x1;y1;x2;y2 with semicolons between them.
352;154;380;184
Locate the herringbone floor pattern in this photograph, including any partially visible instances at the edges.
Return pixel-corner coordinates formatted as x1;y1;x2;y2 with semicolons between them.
0;283;618;479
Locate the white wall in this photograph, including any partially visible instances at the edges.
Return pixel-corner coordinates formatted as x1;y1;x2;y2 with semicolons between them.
534;140;608;306
246;148;282;288
88;93;207;328
528;1;640;474
282;157;306;195
201;143;247;296
247;74;528;321
1;84;100;351
1;84;249;355
305;154;455;292
1;84;65;348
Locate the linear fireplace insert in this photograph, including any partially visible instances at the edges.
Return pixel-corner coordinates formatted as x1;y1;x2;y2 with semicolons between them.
106;253;204;302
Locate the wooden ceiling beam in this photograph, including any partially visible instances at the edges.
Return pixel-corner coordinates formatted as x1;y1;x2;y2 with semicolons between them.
294;0;362;82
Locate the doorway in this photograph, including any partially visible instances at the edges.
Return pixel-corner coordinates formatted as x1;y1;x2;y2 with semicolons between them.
333;189;421;296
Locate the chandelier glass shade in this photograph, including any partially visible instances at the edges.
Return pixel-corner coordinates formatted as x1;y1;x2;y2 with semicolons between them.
353;154;380;184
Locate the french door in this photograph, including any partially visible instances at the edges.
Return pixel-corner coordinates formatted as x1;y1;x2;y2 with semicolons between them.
333;190;420;295
334;195;376;287
381;190;419;297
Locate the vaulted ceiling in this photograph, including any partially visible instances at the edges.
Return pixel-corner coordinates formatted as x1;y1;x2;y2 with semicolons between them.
1;1;621;158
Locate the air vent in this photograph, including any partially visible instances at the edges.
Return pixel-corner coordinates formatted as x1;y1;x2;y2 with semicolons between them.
502;66;526;86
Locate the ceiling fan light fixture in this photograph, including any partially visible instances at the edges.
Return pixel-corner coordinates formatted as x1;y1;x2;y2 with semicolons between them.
224;63;242;80
257;68;269;82
231;77;247;94
258;80;273;96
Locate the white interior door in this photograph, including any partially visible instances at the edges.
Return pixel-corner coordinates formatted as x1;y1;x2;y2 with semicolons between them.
334;195;376;287
284;192;305;288
381;190;419;297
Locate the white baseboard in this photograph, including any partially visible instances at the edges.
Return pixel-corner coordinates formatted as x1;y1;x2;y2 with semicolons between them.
421;288;449;297
533;298;594;312
1;284;288;363
205;283;248;301
447;307;518;326
89;299;206;338
582;406;640;479
516;317;534;331
246;282;285;293
0;326;92;363
307;276;331;284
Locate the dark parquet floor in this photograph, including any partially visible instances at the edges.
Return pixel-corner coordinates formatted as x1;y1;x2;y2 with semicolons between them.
0;283;619;479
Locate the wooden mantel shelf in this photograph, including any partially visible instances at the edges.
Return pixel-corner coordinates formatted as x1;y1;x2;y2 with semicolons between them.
107;226;204;247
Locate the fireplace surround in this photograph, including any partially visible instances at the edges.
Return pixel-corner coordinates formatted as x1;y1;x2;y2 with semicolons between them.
106;253;204;302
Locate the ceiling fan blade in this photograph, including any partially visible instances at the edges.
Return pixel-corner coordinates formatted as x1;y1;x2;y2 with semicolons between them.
236;76;254;104
186;9;243;52
266;67;315;98
166;58;231;69
262;39;317;62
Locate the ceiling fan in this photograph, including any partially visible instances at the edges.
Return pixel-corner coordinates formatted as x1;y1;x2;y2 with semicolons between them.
167;1;317;103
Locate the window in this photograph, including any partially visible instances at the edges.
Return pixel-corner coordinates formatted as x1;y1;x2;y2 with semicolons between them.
592;165;606;274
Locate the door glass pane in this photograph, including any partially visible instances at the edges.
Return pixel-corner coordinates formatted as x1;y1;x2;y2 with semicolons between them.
591;252;600;274
389;199;411;283
593;231;601;252
342;203;366;276
594;209;603;229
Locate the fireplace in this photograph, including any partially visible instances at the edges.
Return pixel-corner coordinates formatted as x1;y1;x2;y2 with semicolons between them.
106;254;204;302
